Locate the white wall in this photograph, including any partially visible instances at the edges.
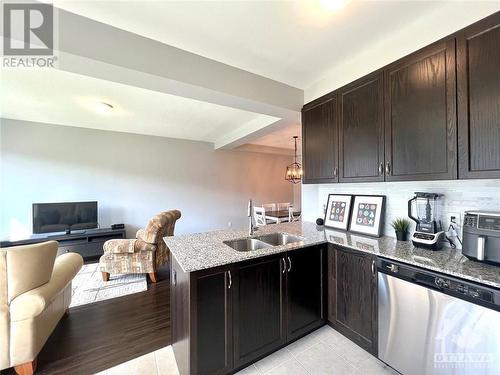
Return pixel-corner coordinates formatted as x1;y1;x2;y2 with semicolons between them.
293;182;302;210
302;180;500;244
0;119;294;239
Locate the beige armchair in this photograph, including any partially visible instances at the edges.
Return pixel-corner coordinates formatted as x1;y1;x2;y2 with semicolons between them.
99;210;181;283
0;241;83;375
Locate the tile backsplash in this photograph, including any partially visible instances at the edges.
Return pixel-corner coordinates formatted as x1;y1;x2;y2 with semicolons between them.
302;179;500;248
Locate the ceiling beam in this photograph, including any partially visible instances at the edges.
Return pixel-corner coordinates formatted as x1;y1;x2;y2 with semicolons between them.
4;4;303;148
46;6;303;148
214;118;298;149
55;7;302;111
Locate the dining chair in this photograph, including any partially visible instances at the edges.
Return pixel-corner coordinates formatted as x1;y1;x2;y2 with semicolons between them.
289;206;301;222
278;202;291;211
253;206;267;226
277;202;291;222
263;203;276;212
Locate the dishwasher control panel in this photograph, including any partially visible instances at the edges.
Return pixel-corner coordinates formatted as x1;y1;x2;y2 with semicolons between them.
436;277;493;302
377;258;499;311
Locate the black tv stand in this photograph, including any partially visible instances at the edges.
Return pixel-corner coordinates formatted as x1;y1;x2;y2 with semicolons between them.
0;228;126;262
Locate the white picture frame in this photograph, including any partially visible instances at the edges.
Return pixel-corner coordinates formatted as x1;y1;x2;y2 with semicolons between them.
349;195;386;237
324;194;353;231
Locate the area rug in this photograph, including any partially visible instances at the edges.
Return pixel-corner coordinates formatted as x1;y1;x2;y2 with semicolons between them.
70;263;148;308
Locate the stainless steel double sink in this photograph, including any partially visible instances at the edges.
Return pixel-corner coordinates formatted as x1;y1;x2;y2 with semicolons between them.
224;232;304;252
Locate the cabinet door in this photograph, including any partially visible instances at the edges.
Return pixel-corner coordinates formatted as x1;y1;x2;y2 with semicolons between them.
171;257;190;375
302;96;339;183
233;255;286;368
329;246;377;355
339;72;385;182
286;246;325;341
384;39;457;181
193;267;233;375
457;12;500;179
327;245;336;325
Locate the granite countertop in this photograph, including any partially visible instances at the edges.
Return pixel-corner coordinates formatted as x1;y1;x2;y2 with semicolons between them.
164;221;500;289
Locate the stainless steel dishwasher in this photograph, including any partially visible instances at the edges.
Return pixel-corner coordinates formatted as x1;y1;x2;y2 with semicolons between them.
377;258;500;375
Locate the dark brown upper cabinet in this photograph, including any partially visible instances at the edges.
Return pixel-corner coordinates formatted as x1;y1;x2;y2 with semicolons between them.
457;12;500;179
338;72;385;182
302;95;338;183
384;39;457;181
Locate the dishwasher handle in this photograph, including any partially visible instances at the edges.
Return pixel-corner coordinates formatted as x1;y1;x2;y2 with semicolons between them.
413;275;443;292
377;258;441;291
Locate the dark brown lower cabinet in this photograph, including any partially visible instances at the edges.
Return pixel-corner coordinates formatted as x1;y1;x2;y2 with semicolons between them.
171;258;233;375
171;257;190;375
234;247;325;370
286;246;326;341
328;245;378;355
232;255;286;368
193;267;233;375
171;246;326;375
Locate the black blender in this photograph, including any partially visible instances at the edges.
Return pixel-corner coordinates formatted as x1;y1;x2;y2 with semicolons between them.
408;192;444;250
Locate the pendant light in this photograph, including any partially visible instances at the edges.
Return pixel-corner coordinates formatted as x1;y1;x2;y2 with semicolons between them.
285;136;303;184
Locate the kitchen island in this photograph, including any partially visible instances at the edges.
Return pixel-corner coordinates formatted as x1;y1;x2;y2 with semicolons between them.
164;221;500;375
165;221;500;287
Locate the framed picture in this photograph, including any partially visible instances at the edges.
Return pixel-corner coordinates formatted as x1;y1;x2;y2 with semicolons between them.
324;194;353;231
349;195;386;237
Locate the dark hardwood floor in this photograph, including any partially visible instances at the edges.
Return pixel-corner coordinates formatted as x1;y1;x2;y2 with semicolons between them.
2;265;171;375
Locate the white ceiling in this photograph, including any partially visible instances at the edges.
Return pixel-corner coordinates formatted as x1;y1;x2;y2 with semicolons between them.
52;0;448;89
0;68;278;142
7;1;499;149
250;123;302;150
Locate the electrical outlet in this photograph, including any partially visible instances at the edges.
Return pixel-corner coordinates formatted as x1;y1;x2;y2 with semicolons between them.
228;221;232;228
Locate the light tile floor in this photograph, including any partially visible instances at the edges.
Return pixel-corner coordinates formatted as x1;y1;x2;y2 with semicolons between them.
94;326;399;375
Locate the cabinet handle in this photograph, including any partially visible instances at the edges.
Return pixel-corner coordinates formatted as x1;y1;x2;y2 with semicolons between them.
385;162;391;175
282;258;286;274
173;270;177;286
378;163;384;175
287;257;292;273
371;260;375;276
227;270;232;289
333;167;338;178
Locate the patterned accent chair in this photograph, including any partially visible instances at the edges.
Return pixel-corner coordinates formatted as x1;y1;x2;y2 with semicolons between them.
99;210;181;283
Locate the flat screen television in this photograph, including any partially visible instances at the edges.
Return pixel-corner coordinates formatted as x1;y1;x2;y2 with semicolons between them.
32;201;98;234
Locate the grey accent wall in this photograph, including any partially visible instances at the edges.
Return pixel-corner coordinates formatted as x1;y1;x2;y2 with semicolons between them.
0;119;294;239
302;180;500;246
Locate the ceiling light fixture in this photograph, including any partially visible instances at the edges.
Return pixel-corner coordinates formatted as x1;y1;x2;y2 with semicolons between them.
285;136;303;184
95;101;114;115
319;0;350;12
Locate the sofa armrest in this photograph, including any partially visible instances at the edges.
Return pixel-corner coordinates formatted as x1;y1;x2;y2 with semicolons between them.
103;239;136;254
10;253;83;322
136;228;145;240
103;238;156;254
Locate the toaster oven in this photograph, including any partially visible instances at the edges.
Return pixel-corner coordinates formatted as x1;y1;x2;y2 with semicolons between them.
462;211;500;265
